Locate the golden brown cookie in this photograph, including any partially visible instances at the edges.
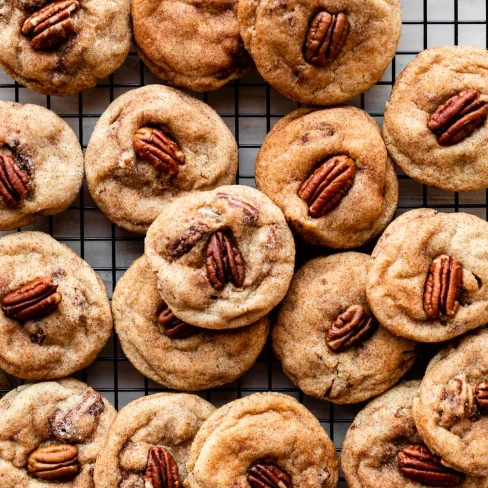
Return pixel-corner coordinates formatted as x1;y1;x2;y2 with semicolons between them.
185;392;338;488
132;0;252;91
94;393;215;488
414;329;488;477
342;381;486;488
367;209;488;342
112;256;269;391
0;231;113;380
0;101;83;231
383;46;488;191
145;185;295;330
85;85;238;234
0;0;131;96
0;378;116;488
273;253;417;403
238;0;401;105
256;107;398;248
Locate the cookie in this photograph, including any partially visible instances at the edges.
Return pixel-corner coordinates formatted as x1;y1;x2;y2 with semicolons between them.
0;231;113;380
94;393;215;488
383;46;488;192
85;85;238;234
112;256;270;391
414;329;488;477
185;392;338;488
0;378;116;488
0;101;83;230
145;185;295;329
132;0;252;92
238;0;401;105
273;253;417;403
342;381;486;488
0;0;131;96
367;209;488;342
255;107;398;248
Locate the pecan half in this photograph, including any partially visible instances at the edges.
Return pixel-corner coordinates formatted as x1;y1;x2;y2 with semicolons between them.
22;0;79;50
439;375;477;428
27;444;79;480
133;127;185;175
398;444;463;487
205;230;245;290
0;154;32;209
326;305;378;352
298;155;355;218
2;277;62;321
144;447;181;488
303;10;349;67
50;390;105;442
248;462;292;488
423;255;463;319
166;222;210;259
475;381;488;411
158;302;199;339
428;90;488;146
217;193;260;222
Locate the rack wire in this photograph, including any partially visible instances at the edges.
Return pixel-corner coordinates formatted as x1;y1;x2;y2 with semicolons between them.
0;0;487;486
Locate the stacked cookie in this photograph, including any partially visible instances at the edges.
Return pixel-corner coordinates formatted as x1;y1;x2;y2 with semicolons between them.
113;184;296;390
342;330;488;487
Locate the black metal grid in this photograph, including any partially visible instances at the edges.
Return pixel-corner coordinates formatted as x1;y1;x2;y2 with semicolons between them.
0;1;487;486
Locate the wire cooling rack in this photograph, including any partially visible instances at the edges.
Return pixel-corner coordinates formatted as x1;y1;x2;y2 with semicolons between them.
0;1;487;485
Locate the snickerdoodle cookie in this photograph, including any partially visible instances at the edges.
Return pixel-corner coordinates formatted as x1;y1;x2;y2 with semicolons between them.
0;0;131;96
367;209;488;342
256;107;398;248
383;46;488;191
0;101;83;231
185;392;338;488
85;85;238;234
0;231;112;380
342;381;486;488
132;0;252;91
112;256;269;391
414;329;488;477
273;253;417;403
94;393;214;488
0;378;116;488
145;185;295;330
238;0;401;105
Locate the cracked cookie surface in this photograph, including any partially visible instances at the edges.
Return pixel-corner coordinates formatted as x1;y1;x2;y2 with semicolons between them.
113;256;269;390
238;0;401;105
383;46;488;191
0;378;116;488
367;209;488;342
0;101;83;231
414;329;488;477
144;185;295;329
256;107;398;248
94;393;215;488
273;252;417;403
132;0;252;91
342;381;486;487
185;392;338;488
0;231;113;379
0;0;131;96
85;85;238;234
